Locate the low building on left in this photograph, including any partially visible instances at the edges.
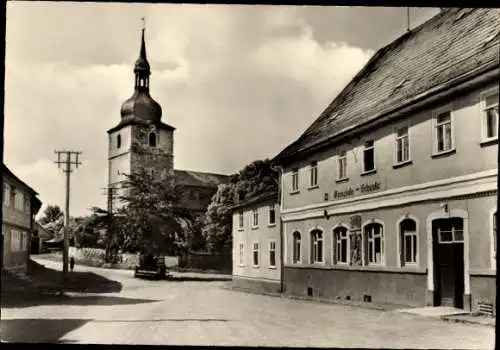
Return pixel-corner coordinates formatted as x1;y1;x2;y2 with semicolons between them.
2;163;42;274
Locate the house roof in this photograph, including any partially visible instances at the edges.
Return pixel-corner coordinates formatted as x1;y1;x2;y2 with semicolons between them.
174;169;231;188
231;190;278;211
273;8;500;165
2;163;38;195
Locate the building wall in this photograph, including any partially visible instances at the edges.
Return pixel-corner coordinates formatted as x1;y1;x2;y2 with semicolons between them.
281;82;498;210
2;175;33;273
232;202;281;289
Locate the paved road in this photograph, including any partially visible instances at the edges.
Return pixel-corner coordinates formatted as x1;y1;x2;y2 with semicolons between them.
1;259;494;348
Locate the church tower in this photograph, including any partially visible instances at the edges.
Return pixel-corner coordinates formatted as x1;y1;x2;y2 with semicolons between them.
107;26;175;211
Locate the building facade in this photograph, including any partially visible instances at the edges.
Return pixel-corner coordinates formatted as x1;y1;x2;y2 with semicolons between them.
107;28;229;222
2;164;42;274
273;8;499;314
232;192;281;294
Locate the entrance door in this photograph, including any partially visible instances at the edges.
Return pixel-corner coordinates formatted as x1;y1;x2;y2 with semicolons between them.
432;218;465;309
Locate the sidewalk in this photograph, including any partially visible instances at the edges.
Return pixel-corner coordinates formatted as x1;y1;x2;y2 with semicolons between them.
441;313;495;327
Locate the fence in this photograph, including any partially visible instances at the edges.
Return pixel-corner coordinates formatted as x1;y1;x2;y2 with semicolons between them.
179;250;232;272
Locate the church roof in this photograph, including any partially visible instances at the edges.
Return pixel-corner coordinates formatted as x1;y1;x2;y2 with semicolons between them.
174;169;231;188
273;8;500;165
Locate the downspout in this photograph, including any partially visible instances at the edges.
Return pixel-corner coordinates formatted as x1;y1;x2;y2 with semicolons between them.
278;166;285;294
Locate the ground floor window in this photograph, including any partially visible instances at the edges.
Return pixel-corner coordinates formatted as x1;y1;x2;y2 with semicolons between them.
364;223;383;265
400;219;418;265
310;229;323;263
252;242;259;267
333;226;349;264
239;243;244;266
293;231;301;263
10;230;21;252
269;241;276;268
493;211;497;261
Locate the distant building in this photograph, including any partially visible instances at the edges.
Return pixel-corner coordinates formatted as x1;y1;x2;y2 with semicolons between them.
271;8;498;314
231;191;281;294
106;28;230;226
30;222;52;254
2;164;42;273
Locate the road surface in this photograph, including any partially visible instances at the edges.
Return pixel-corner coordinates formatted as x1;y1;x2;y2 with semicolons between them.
1;258;494;348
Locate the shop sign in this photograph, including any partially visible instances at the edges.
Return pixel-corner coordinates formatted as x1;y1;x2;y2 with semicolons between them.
333;181;381;200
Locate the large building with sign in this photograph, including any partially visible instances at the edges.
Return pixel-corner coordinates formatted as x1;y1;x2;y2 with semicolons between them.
272;8;498;314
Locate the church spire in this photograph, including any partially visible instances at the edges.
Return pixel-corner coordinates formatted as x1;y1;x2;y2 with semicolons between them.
134;18;151;90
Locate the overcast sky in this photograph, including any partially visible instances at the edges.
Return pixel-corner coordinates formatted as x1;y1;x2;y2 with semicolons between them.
4;2;439;217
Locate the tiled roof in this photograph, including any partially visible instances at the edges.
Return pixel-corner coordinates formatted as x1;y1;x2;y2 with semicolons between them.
274;8;500;164
2;163;38;195
174;169;231;188
231;190;279;211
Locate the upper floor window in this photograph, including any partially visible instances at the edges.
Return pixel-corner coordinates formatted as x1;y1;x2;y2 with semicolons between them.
337;150;348;180
395;126;410;164
482;90;499;142
268;205;276;225
434;110;453;154
3;183;10;207
309;161;318;187
363;140;375;173
239;243;244;266
14;190;24;211
333;226;349;264
292;231;301;263
252;242;259;267
310;229;324;263
269;241;277;268
400;218;418;266
252;208;259;227
117;134;122;149
148;132;157;147
291;169;299;192
364;222;384;265
24;195;30;213
493;211;497;262
238;212;244;229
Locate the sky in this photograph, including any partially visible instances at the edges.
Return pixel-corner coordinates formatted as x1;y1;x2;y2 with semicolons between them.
4;2;439;218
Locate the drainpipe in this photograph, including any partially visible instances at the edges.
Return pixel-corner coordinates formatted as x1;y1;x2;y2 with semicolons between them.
278;166;285;294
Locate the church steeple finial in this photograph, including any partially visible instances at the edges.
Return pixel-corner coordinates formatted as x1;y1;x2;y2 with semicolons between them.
134;17;151;90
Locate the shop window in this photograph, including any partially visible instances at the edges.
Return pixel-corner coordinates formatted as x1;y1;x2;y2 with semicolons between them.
333;226;349;264
292;231;301;263
364;222;384;265
310;229;324;263
400;218;418;266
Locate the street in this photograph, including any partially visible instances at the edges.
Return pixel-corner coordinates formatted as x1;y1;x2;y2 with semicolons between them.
1;259;495;348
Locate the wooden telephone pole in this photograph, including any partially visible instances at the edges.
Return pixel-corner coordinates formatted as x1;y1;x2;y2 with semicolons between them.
54;150;82;280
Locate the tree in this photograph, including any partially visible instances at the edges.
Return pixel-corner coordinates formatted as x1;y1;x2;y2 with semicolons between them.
39;205;64;236
116;166;183;256
202;158;279;253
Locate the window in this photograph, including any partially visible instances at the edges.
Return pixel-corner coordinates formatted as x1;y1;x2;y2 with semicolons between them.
252;209;259;227
337;150;347;180
22;232;28;251
334;226;349;264
436;218;464;243
310;229;323;263
482;91;499;141
14;190;24;211
24;195;30;213
363;140;375;172
291;169;299;192
434;110;453;153
239;243;244;266
364;223;384;265
10;230;21;252
292;231;301;263
148;132;157;147
269;205;276;225
238;212;244;229
269;241;276;268
493;211;497;261
400;219;417;265
3;183;10;207
117;134;122;149
252;242;259;267
395;126;410;163
309;161;318;187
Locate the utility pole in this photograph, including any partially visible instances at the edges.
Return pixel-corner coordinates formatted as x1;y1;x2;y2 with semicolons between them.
54;150;82;280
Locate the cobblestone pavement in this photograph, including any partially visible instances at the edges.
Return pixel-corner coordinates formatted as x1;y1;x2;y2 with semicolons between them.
1;260;494;348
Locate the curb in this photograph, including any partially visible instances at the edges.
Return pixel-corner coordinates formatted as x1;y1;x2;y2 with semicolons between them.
441;316;495;328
